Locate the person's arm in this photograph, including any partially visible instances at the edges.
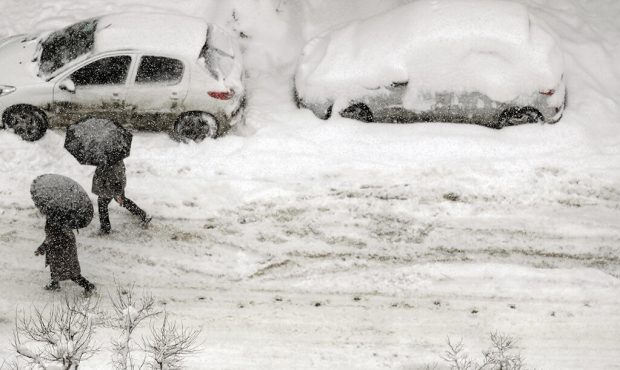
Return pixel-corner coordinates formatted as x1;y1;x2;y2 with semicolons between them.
34;240;47;256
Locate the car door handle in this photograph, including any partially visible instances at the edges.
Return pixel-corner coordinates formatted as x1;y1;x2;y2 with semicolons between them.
170;91;179;100
112;92;122;101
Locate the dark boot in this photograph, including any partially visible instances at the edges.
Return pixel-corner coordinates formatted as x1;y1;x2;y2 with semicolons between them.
98;197;112;233
44;280;60;291
72;276;96;294
141;216;153;229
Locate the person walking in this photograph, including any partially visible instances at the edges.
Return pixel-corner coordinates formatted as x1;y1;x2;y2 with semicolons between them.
93;159;151;234
35;217;95;294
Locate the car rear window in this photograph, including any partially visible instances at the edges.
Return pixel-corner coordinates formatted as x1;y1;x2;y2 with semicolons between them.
135;56;184;85
199;26;235;80
207;26;235;57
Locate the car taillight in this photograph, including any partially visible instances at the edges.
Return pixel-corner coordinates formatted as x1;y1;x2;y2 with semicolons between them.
208;91;234;100
539;89;555;96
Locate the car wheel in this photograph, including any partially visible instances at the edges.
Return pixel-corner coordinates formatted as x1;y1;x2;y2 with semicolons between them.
323;105;333;120
496;107;543;129
3;106;48;141
341;103;373;122
174;112;219;143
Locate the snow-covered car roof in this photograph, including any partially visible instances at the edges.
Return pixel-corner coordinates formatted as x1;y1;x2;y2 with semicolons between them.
94;13;209;60
296;0;564;105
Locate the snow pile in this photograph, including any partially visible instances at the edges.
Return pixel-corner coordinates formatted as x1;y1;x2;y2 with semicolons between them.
296;0;564;108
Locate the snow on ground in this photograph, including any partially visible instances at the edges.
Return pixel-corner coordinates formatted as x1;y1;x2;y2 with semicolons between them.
0;0;619;369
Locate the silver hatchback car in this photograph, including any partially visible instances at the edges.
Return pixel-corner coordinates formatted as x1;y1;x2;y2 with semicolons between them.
0;13;245;142
295;0;566;129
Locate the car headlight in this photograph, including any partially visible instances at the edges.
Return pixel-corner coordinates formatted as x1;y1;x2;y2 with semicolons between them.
0;85;16;96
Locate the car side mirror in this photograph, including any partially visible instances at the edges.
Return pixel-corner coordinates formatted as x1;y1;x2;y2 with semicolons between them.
59;79;76;94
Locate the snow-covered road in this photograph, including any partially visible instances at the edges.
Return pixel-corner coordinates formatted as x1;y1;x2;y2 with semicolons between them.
1;0;619;369
1;182;619;368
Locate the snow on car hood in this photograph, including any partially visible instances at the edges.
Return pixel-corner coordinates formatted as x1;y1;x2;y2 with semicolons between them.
295;0;564;108
0;35;41;86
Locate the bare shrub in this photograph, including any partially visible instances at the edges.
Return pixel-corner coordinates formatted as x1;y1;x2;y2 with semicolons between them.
12;295;100;370
142;312;201;370
436;332;530;370
479;332;525;370
8;282;201;370
441;338;473;370
107;283;159;370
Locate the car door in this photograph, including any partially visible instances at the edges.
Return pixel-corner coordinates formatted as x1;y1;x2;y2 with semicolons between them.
124;55;189;131
52;54;134;126
375;80;411;123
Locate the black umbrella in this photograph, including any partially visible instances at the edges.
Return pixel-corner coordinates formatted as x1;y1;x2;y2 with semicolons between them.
31;174;94;229
64;118;132;167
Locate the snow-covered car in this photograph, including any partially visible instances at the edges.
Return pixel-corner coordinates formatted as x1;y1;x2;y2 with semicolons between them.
294;0;566;129
0;13;245;142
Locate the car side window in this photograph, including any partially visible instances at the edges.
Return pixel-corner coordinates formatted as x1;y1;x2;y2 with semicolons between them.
135;56;184;85
71;56;132;86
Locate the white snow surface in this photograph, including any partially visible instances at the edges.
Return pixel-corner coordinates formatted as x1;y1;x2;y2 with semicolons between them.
94;13;209;60
0;0;619;369
296;0;564;105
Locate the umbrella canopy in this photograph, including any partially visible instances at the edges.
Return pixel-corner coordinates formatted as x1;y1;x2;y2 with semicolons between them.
31;174;94;229
64;118;132;167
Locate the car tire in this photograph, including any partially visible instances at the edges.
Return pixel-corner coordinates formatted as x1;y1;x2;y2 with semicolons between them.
173;112;219;143
496;107;543;129
3;105;48;141
341;103;373;123
323;105;333;120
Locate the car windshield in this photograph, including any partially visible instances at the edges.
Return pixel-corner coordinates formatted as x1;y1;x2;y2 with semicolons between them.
38;18;98;77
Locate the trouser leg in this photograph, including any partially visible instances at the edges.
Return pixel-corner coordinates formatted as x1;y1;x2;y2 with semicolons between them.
98;197;112;232
71;275;95;291
117;195;147;221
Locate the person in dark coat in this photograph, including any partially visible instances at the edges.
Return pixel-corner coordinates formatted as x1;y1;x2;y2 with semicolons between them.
93;159;150;234
35;217;95;293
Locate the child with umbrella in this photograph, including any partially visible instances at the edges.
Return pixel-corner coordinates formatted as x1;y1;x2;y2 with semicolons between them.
64;118;151;234
31;174;96;293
